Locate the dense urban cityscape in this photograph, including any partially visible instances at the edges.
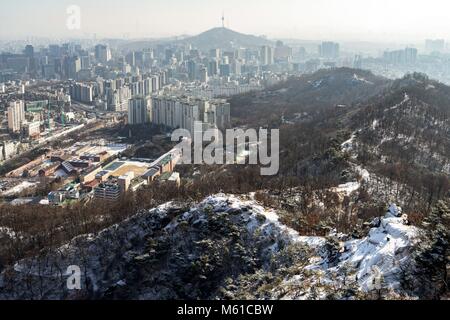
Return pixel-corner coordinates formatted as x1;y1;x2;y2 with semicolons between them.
2;27;450;206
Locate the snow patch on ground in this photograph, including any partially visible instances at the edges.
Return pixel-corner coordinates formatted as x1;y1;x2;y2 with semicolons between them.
372;119;379;130
332;182;361;196
1;181;37;196
290;203;420;293
341;133;356;152
353;73;374;85
355;165;371;182
388;93;409;111
0;226;21;240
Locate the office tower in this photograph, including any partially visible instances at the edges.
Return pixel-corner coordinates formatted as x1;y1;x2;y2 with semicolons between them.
7;100;25;133
231;60;242;75
126;52;136;66
81;55;91;69
210;48;221;59
199;67;208;83
208;59;219;76
219;63;231;77
260;46;274;66
319;42;340;59
128;96;150;125
165;49;173;64
187;60;196;81
134;51;144;67
24;45;34;58
95;44;112;63
40;56;49;65
67;56;81;79
175;51;184;63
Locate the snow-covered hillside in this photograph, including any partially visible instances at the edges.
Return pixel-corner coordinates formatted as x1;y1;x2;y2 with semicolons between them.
0;194;422;300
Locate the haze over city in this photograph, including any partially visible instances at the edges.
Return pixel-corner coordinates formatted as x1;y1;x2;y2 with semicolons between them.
2;0;450;42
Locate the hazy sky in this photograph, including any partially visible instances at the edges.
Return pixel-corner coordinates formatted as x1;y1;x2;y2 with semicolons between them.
1;0;450;42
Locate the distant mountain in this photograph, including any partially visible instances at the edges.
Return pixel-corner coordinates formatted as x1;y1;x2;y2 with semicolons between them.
178;27;273;50
119;27;273;51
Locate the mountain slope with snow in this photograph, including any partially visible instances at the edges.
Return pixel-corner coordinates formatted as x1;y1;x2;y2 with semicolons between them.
0;194;423;300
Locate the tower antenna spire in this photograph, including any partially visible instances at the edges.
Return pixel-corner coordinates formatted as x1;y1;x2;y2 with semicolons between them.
222;12;225;28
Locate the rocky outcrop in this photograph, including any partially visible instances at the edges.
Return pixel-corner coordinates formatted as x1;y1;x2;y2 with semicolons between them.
0;196;423;300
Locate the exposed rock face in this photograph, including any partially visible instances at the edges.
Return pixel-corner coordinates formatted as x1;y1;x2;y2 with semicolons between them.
0;195;304;299
0;195;423;300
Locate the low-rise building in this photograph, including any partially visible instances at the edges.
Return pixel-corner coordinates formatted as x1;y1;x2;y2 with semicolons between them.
24;121;41;138
94;182;121;201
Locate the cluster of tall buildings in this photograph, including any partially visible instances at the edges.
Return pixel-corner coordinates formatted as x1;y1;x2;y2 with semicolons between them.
127;93;231;132
69;83;94;103
383;48;418;65
319;42;340;59
0;43;96;80
150;95;230;133
68;71;169;112
5;100;43;139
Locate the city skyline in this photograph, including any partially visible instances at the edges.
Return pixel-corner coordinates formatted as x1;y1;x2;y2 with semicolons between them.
1;0;450;42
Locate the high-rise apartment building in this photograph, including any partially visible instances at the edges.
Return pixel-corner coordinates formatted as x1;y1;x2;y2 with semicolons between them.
319;42;340;59
7;100;25;133
260;46;274;66
69;83;94;103
95;44;112;63
128;96;151;125
151;95;230;133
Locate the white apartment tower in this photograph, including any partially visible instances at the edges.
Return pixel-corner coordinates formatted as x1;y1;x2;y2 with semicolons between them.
7;100;25;133
128;96;151;125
